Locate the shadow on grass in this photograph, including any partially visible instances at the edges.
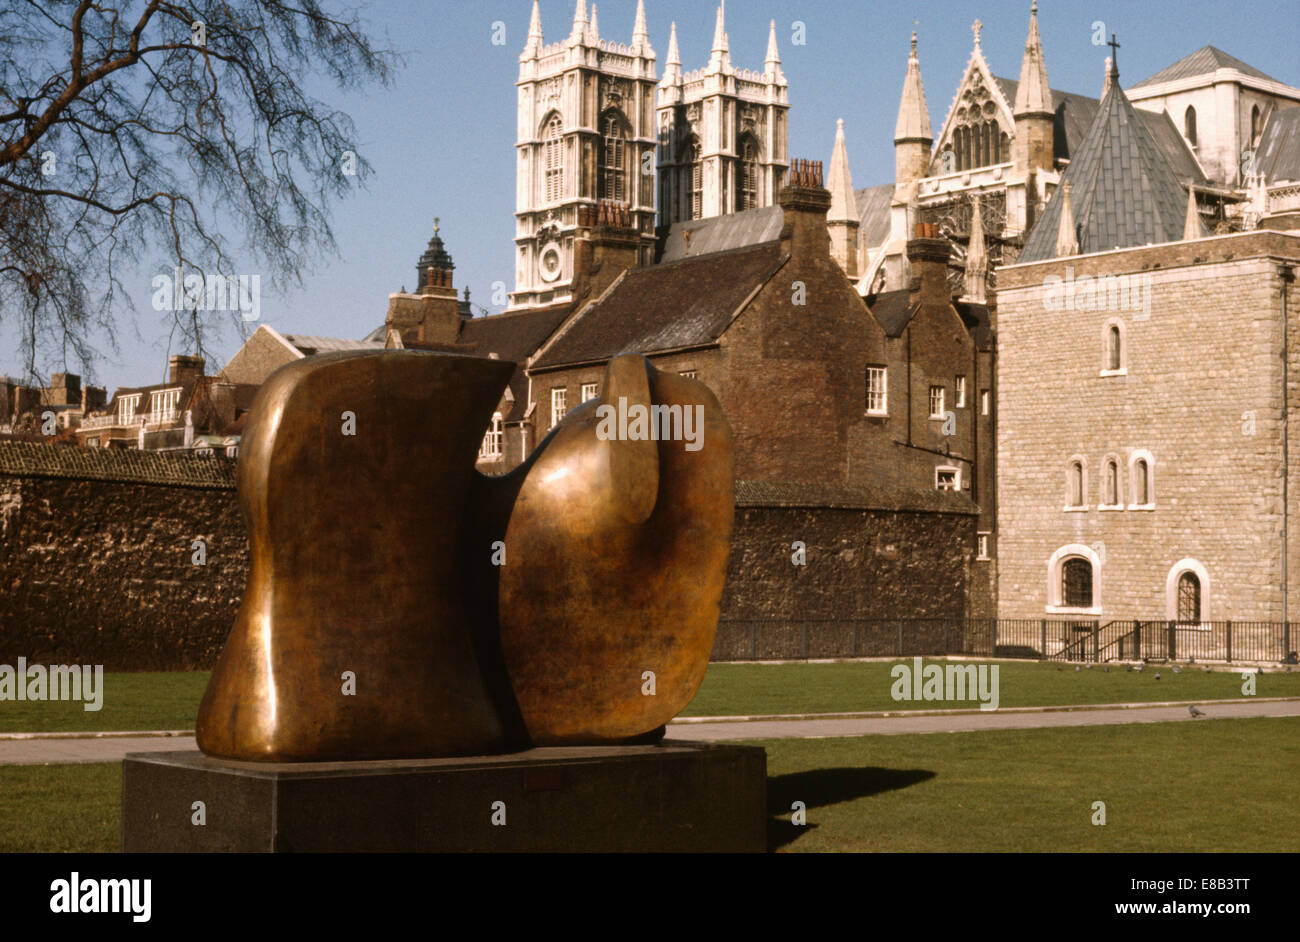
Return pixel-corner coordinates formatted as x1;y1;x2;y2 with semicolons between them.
767;766;936;851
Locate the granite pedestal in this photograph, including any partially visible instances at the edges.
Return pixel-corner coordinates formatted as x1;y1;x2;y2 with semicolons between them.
122;740;766;852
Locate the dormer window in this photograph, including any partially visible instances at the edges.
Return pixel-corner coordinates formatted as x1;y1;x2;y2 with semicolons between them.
118;393;141;424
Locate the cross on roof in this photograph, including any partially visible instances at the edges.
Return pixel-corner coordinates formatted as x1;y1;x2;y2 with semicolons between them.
1107;33;1121;73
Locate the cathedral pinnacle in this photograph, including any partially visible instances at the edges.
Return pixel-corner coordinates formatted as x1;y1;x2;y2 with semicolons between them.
894;30;932;143
1013;0;1052;116
708;1;731;72
570;0;587;44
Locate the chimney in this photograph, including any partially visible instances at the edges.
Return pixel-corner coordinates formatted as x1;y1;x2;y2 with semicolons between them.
169;355;205;386
778;158;832;259
907;222;952;306
572;200;641;301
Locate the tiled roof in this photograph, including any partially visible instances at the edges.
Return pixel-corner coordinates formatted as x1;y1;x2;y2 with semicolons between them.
532;242;789;370
0;441;236;488
735;479;977;514
658;205;784;262
457;304;572;422
1019;80;1192;263
1257;107;1300;184
855;184;895;247
1131;45;1278;89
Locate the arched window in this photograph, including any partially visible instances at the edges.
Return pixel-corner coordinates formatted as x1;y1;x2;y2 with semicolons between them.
543;114;564;204
1107;325;1121;371
1185;106;1197;147
1068;460;1085;508
1177;572;1201;623
738;136;759;211
999;131;1009;163
598;111;628;202
1063;558;1093;609
1251;105;1262;146
1103;458;1120;507
687;139;703;219
1129;451;1154;507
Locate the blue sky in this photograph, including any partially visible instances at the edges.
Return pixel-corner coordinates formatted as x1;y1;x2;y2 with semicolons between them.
6;0;1297;393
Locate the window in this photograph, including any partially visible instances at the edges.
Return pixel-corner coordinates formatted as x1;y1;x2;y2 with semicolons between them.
580;383;598;403
599;111;627;202
118;393;140;424
955;375;967;408
1251;105;1263;147
1106;325;1121;371
1101;457;1122;508
480;412;504;459
679;370;697;380
150;388;181;422
977;533;990;560
1062;558;1093;608
866;366;888;415
689;141;703;219
1185;105;1197;147
1066;459;1086;509
550;387;567;429
225;444;238;458
1177;572;1201;623
1128;451;1154;508
738;136;759;211
929;386;945;418
981;389;990;416
935;466;960;491
544;114;564;204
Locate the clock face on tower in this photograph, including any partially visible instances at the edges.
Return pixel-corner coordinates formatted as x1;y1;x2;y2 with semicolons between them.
539;243;562;283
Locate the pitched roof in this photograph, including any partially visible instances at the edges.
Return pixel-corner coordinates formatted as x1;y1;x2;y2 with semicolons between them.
864;290;991;351
280;334;385;356
658;205;783;262
1256;106;1300;183
1019;79;1193;263
456;304;572;422
532;242;789;370
1130;45;1279;89
855;184;895;247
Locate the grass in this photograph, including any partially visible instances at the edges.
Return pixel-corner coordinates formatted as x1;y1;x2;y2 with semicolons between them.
3;716;1295;853
0;661;1295;733
0;671;209;733
759;716;1300;852
682;659;1300;716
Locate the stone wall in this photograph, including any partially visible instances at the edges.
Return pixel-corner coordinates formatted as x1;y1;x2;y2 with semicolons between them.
0;443;244;670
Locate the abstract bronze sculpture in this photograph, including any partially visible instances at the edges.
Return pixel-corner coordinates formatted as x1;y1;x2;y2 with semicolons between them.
196;350;733;761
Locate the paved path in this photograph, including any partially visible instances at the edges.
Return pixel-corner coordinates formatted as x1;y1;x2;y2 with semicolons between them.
1;699;1297;764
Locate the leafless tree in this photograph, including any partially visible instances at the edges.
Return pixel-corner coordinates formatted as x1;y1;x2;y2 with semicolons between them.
0;0;398;380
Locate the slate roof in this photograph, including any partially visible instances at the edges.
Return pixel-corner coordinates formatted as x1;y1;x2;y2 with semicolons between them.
735;479;977;515
1256;106;1300;183
992;77;1203;181
1019;79;1193;263
855;184;895;247
281;334;386;356
456;304;572;422
864;290;992;351
532;242;789;370
658;205;784;262
1131;45;1279;89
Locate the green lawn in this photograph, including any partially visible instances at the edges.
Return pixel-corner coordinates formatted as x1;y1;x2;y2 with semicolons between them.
0;662;1295;733
0;671;209;733
4;716;1295;852
760;716;1300;852
682;659;1300;716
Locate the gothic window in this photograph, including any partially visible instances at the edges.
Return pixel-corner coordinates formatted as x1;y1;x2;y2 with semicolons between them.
599;111;628;203
687;139;703;220
543;114;564;204
1185;106;1197;147
1062;558;1093;608
738;136;759;211
1177;572;1201;623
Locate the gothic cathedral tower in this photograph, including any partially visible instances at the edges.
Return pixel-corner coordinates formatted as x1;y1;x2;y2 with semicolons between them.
657;3;790;226
511;0;658;310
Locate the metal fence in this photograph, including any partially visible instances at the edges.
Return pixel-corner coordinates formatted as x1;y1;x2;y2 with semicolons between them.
711;617;1297;665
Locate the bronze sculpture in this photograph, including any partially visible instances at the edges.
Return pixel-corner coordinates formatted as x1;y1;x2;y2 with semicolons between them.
196;350;733;761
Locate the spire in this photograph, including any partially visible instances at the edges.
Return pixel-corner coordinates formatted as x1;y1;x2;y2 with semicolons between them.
764;19;785;84
964;194;988;302
523;0;543;58
1183;186;1203;239
1014;1;1052;115
660;20;681;85
1102;57;1113;97
827;119;857;222
570;0;587;43
894;31;932;143
588;3;599;43
708;1;730;72
632;0;650;50
1055;182;1079;257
